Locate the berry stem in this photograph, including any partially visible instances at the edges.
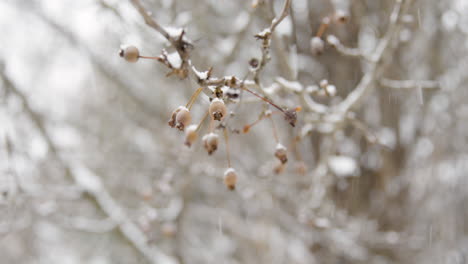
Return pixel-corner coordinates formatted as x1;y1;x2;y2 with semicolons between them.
186;87;203;110
196;110;210;132
316;17;330;37
240;85;285;114
138;55;161;60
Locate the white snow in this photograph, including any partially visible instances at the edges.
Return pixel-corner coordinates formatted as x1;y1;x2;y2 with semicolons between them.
167;52;182;68
328;155;358;178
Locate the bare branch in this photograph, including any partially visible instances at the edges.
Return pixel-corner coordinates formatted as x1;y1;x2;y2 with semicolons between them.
130;0;171;43
334;0;412;114
270;0;292;32
130;0;192;62
0;70;178;264
326;35;371;61
253;0;292;82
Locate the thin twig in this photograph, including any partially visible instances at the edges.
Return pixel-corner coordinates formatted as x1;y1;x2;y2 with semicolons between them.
253;0;292;82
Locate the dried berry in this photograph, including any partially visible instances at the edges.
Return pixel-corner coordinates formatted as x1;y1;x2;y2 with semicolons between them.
168;106;183;128
274;143;288;164
202;133;219;155
209;98;227;121
184;125;198;147
175;107;191;131
119;45;140;63
223;168;238;190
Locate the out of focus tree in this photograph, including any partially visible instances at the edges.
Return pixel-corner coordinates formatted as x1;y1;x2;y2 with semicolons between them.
1;0;468;263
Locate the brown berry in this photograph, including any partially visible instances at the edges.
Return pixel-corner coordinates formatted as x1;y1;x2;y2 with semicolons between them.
223;168;238;190
274;143;288;164
184;125;198;147
119;45;139;63
168;106;183;128
202;133;219;155
175;107;191;131
209;98;227;121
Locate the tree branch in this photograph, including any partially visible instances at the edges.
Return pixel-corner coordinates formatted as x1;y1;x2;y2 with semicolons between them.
334;0;412;114
0;70;178;264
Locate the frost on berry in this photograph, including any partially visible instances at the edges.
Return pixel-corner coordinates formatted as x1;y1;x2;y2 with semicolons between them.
274;143;288;164
175;107;191;131
119;45;140;63
223;168;238;190
209;98;227;121
184;125;198;147
310;37;325;56
202;133;219;155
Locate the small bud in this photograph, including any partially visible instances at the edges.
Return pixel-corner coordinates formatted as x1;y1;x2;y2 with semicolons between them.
168;106;183;128
119;45;140;63
175;107;191;131
334;10;349;24
274;143;288;164
310;37;325;56
202;133;219;155
223;168;238;190
319;79;329;89
184;125;198;147
209;98;227;121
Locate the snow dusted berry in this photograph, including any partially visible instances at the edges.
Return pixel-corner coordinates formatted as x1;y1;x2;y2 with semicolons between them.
202;133;219;155
175;107;191;131
310;37;325;56
223;168;238;190
168;106;184;128
274;143;288;164
184;125;198;147
119;45;139;63
209;98;227;121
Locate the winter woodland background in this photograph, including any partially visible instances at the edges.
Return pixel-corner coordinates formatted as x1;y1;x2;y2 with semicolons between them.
1;0;468;263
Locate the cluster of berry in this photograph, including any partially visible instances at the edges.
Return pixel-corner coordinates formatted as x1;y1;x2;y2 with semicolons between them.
119;44;301;190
